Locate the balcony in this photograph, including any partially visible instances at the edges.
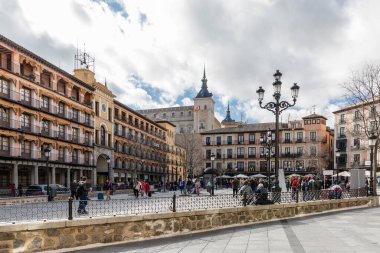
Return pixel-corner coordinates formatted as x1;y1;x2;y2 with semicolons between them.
248;154;256;158
295;138;304;143
237;154;245;158
283;139;292;143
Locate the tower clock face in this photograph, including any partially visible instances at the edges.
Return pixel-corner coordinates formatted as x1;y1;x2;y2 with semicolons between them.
102;103;107;112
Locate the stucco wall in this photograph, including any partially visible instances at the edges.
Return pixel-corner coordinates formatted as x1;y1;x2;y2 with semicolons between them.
0;197;376;253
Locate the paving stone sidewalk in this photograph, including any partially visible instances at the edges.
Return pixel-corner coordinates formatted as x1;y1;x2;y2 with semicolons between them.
53;206;380;253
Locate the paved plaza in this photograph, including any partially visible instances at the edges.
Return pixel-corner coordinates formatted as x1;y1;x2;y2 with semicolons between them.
56;206;380;253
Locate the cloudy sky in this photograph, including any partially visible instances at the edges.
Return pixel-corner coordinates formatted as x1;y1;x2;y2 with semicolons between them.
1;0;379;126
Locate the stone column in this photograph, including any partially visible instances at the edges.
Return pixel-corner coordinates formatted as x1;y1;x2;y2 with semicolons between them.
66;168;71;187
33;165;39;184
92;168;97;187
51;167;56;184
13;164;18;188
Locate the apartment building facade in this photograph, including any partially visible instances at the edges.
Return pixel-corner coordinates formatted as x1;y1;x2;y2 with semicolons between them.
0;35;96;189
333;104;378;172
201;114;334;176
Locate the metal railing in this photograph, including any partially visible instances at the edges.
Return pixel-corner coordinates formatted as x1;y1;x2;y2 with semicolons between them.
0;188;368;224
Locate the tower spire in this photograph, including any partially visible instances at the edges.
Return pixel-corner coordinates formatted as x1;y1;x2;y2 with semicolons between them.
195;66;212;98
221;101;235;123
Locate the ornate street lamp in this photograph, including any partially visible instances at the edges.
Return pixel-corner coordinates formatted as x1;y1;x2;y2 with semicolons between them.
335;150;341;185
257;70;300;192
260;129;273;190
106;156;111;180
44;146;52;201
369;133;377;196
210;152;215;196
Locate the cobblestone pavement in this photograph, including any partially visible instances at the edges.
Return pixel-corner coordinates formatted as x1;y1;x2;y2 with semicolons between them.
62;206;380;253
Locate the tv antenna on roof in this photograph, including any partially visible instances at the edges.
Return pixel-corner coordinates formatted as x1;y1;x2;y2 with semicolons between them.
75;43;95;71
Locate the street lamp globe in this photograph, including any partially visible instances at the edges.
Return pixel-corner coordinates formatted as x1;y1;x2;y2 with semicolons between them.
106;157;111;164
273;70;282;81
256;86;265;101
369;132;377;147
44;146;51;158
291;83;300;99
210;153;215;161
336;150;341;157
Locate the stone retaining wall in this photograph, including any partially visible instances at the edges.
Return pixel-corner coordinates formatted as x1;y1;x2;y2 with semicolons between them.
0;196;47;206
0;197;376;253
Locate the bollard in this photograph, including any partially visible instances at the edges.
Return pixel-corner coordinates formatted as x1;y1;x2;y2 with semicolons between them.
68;197;73;220
243;192;247;206
172;193;176;212
296;190;299;203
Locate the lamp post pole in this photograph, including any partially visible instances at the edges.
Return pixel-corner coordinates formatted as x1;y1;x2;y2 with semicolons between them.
211;153;215;196
44;147;51;201
369;133;377;196
106;156;111;180
257;70;300;192
335;150;340;185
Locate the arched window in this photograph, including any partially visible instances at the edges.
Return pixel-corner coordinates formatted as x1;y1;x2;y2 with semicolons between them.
101;126;106;146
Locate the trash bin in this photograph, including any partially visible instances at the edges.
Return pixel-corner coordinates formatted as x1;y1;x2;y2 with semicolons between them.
98;192;104;200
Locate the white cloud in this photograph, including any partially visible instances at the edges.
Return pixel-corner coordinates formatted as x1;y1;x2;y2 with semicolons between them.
2;0;380;124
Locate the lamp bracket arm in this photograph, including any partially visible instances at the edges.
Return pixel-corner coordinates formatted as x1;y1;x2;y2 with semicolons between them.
278;100;296;114
260;101;277;114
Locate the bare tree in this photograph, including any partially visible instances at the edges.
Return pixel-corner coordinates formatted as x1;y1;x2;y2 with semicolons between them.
341;63;380;193
175;133;204;178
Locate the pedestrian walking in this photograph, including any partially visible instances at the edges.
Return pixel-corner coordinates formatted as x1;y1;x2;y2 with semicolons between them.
232;177;239;197
141;180;146;197
77;176;89;214
17;184;23;197
145;180;151;197
70;180;79;200
134;179;141;198
195;179;201;196
103;179;111;200
179;179;185;194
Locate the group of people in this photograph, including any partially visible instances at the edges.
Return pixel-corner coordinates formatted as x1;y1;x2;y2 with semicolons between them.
133;179;151;198
9;183;24;197
69;176;90;215
235;178;274;205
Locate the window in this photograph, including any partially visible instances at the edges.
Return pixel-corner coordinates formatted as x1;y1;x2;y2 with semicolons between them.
58;102;65;116
58;125;65;138
180;111;184;117
95;101;99;116
41;120;49;134
72;149;78;162
20;88;31;103
72;128;79;142
297;147;303;155
71;86;79;101
0;136;9;151
205;137;211;145
206;149;211;159
21;141;31;157
248;147;256;157
108;108;112;121
57;80;66;94
310;131;317;141
216;149;222;158
238;134;244;144
188;111;192;116
0;79;9;95
227;136;232;145
0;108;8;124
353;138;360;148
216;136;221;145
370;121;377;132
163;113;166;118
353;154;360;165
340;114;345;123
354;124;360;133
172;112;175;118
20;114;30;128
41;96;49;110
354;110;360;120
297;132;303;141
370;106;376;118
310;146;317;156
58;147;64;161
72;108;78;120
339;127;345;137
237;161;244;171
204;105;207;110
199;122;205;129
227;149;233;158
84;132;90;145
285;147;291;154
249;133;255;144
237;147;244;158
285;133;291;142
